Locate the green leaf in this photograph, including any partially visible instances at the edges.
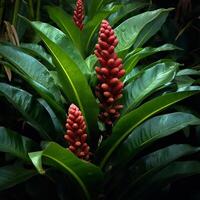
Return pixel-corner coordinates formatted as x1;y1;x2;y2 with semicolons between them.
20;43;55;70
108;1;148;26
107;113;200;169
177;69;200;76
115;8;173;56
0;165;36;191
0;44;65;119
23;19;90;77
83;9;117;54
107;144;200;198
0;127;36;161
121;62;178;114
29;142;104;200
127;161;200;199
129;144;200;183
0;83;56;140
38;99;64;137
176;76;195;90
46;6;82;52
85;55;98;87
88;0;112;18
124;44;181;74
98;91;199;168
30;22;99;141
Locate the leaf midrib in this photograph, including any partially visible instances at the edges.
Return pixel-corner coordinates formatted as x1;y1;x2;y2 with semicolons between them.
44;154;90;200
100;92;195;168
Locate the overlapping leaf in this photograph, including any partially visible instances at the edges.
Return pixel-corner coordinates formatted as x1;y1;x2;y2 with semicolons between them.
115;8;173;57
121;62;178;115
0;83;56;140
98;91;199;168
29;142;103;200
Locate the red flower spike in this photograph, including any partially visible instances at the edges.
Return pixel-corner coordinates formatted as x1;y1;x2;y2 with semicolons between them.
94;20;125;126
64;104;90;160
73;0;84;30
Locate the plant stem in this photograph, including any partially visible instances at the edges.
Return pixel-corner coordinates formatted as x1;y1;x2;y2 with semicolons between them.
28;0;34;19
36;0;40;20
12;0;20;26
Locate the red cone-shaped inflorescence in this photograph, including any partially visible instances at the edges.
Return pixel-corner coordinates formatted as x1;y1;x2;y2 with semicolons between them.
95;20;125;126
64;104;90;160
73;0;84;30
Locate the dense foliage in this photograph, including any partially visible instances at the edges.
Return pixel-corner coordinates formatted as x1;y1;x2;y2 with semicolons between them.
0;0;200;199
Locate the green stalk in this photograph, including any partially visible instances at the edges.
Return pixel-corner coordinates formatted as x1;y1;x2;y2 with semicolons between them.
12;0;20;26
28;0;34;20
36;0;40;20
0;0;5;24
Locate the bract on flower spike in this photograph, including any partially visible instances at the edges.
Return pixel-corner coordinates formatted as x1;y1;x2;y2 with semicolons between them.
95;20;125;126
73;0;84;30
64;104;90;160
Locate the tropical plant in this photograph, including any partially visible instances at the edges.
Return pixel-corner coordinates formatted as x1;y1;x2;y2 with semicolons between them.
0;0;200;199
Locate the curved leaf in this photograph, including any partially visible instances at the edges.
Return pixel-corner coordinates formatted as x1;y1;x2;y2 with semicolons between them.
83;8;118;54
0;165;36;191
129;144;200;183
109;1;148;26
46;6;82;52
38;99;64;137
98;91;199;168
0;127;36;161
115;8;173;56
0;44;65;118
126;161;200;199
88;0;112;18
29;22;99;141
23;19;90;77
20;43;55;70
124;44;181;74
121;62;178;115
29;142;104;200
107;112;200;169
0;83;56;140
177;69;200;76
107;144;200;198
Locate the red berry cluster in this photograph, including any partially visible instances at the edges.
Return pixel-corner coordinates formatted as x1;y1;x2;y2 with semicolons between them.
73;0;84;30
64;104;90;160
94;20;125;126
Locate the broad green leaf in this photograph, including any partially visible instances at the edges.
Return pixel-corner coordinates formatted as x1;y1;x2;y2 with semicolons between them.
24;19;90;77
85;55;98;87
177;69;200;76
29;142;104;200
177;86;200;92
176;76;195;90
88;0;112;18
106;144;200;197
0;83;56;140
115;8;173;56
127;161;200;199
83;8;117;54
0;127;36;161
0;44;65;118
38;99;64;137
129;144;200;183
29;22;99;141
20;43;55;70
107;113;200;169
124;44;180;74
121;62;178;115
124;60;180;85
109;1;148;26
98;91;199;168
0;165;36;191
46;6;82;52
